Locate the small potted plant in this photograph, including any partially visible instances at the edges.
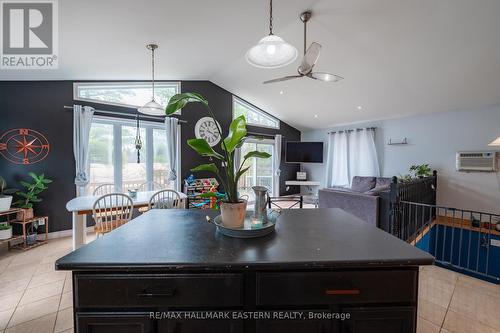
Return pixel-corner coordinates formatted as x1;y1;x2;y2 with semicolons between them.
14;173;52;220
0;223;13;240
166;93;271;228
0;176;17;212
409;164;432;178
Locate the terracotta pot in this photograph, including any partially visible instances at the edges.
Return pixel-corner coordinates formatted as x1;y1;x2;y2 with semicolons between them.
220;200;247;229
16;208;33;221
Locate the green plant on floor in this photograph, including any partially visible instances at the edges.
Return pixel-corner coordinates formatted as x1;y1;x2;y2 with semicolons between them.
14;173;53;209
0;176;17;197
409;164;432;178
166;93;271;203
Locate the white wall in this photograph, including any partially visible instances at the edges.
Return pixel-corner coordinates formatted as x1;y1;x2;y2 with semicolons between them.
302;104;500;214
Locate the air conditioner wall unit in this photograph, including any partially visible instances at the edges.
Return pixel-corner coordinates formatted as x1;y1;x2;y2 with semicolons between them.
456;151;498;172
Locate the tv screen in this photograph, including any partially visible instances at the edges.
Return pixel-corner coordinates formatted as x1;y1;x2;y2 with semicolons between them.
286;142;324;163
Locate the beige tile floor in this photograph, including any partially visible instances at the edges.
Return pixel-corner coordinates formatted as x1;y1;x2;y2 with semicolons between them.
0;235;499;333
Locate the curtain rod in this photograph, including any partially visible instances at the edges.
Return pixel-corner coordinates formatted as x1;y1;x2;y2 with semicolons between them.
247;131;282;138
327;127;377;135
63;105;187;123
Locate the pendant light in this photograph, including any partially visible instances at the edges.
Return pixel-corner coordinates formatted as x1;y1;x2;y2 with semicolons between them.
138;44;164;116
135;114;143;163
246;0;298;68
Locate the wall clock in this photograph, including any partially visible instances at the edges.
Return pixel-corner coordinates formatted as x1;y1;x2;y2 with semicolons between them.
0;128;50;165
195;117;221;147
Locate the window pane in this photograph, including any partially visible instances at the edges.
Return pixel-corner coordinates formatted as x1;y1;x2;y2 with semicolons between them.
88;123;114;194
153;129;172;189
233;97;279;129
122;126;147;191
75;82;179;109
237;141;274;201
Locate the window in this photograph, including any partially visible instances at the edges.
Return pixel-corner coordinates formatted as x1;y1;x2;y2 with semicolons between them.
237;138;274;202
87;116;176;194
74;82;180;110
233;97;280;129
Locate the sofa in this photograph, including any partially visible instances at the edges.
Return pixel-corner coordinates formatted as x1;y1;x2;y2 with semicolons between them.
318;176;392;227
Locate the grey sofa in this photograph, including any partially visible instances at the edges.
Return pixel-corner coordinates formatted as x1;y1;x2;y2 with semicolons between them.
318;176;392;226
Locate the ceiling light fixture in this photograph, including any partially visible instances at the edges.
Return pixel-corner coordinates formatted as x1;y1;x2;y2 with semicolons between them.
245;0;297;68
138;44;164;116
279;90;284;95
357;106;363;110
314;114;318;118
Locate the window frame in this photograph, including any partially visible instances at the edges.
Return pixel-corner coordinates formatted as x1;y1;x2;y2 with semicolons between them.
232;96;280;129
237;137;275;202
88;115;179;193
73;81;181;110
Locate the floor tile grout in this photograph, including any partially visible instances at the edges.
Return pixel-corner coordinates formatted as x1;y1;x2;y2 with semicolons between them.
439;275;458;331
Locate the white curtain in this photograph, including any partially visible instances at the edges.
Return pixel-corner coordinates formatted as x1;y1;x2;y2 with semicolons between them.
325;128;379;187
165;117;180;191
73;105;94;196
273;134;282;197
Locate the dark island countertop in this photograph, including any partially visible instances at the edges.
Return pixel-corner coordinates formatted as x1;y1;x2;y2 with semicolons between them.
55;208;433;271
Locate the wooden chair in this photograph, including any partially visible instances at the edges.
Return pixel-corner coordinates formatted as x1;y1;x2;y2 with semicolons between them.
92;193;133;237
138;181;163;192
93;183;116;196
148;190;181;210
267;195;303;211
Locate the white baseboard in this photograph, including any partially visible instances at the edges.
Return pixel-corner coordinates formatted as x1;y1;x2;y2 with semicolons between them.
45;226;94;240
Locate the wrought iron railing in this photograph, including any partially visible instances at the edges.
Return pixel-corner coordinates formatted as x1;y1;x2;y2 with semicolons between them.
395;201;500;283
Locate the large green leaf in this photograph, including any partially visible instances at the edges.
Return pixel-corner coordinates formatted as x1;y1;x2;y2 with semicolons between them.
243;151;271;160
223;115;247;153
191;163;220;174
235;166;251;183
165;93;208;115
187;139;224;160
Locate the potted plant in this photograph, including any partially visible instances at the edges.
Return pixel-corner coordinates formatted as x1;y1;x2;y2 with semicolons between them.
0;176;17;212
14;173;52;220
409;164;432;178
0;223;12;240
166;93;271;228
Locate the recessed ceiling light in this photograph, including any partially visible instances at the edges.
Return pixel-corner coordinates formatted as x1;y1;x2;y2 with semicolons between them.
279;90;284;95
357;106;363;110
314;114;318;118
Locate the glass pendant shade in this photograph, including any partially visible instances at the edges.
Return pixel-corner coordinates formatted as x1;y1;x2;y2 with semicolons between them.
246;35;298;68
138;99;164;116
488;137;500;146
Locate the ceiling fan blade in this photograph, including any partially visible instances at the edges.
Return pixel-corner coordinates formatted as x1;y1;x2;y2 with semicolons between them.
263;75;304;84
308;72;344;82
298;42;322;75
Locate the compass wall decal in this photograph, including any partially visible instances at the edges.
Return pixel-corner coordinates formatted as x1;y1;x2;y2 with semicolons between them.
0;128;50;165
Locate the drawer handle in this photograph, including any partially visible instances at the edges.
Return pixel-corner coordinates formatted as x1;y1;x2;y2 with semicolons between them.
325;289;360;296
137;287;176;298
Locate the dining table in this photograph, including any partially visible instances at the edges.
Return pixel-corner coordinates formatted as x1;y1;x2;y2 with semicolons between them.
66;190;187;250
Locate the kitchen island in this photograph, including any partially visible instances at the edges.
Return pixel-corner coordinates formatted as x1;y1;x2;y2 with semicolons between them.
56;208;434;333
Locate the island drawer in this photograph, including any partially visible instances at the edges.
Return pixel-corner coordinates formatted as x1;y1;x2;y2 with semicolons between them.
256;269;417;306
75;273;243;308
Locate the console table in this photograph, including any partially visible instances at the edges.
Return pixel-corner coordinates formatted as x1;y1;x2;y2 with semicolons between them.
56;209;433;333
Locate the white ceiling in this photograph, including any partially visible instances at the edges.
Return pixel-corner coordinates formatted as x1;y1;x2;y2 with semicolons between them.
1;0;500;130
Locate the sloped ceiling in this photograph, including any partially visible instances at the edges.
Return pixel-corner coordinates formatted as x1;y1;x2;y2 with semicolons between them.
1;0;500;130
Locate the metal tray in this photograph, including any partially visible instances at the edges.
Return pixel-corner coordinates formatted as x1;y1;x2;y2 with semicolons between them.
210;210;280;238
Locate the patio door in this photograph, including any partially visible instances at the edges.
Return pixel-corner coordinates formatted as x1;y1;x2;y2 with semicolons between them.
237;138;274;202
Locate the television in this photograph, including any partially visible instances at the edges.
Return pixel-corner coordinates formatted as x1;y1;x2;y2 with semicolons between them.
285;141;324;163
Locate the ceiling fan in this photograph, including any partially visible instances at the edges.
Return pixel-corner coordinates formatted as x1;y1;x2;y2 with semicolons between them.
263;11;344;84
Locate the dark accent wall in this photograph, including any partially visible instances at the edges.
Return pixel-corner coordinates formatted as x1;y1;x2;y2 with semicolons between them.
0;81;301;233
